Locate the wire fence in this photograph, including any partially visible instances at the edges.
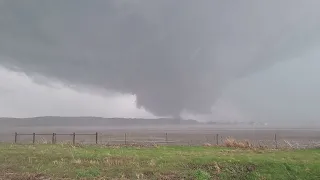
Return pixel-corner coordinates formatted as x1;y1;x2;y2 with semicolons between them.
11;132;320;149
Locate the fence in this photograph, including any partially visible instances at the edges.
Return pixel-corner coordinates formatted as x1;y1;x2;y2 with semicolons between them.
11;132;320;149
14;132;98;145
13;132;175;145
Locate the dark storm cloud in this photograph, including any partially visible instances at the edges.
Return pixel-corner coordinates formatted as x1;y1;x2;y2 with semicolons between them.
0;0;320;117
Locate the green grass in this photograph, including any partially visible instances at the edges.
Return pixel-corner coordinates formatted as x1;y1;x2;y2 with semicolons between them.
0;144;319;179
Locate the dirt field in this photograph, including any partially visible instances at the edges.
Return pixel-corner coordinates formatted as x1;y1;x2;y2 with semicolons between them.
1;125;320;148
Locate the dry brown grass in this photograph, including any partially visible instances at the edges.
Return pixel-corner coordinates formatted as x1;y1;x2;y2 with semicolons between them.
103;156;135;166
0;172;50;180
224;137;252;149
202;142;212;147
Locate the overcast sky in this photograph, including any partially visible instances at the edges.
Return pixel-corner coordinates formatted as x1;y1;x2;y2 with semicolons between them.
0;0;320;123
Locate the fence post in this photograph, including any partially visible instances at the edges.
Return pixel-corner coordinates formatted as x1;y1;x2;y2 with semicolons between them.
33;133;36;144
14;132;17;143
165;133;168;144
216;134;219;145
52;133;55;144
275;133;278;149
96;132;98;144
125;133;127;145
72;132;76;145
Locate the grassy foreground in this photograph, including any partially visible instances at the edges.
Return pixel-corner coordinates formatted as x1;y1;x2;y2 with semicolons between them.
0;144;319;180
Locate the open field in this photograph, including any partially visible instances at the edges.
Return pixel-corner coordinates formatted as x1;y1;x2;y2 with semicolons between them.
1;125;320;148
0;144;320;180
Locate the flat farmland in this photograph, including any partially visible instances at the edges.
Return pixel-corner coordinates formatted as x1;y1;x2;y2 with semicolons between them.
1;125;320;148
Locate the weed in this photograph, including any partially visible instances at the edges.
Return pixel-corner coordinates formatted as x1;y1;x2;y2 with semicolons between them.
194;169;211;180
76;168;100;178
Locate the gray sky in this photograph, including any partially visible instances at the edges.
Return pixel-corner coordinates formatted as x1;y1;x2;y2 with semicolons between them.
0;0;320;122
